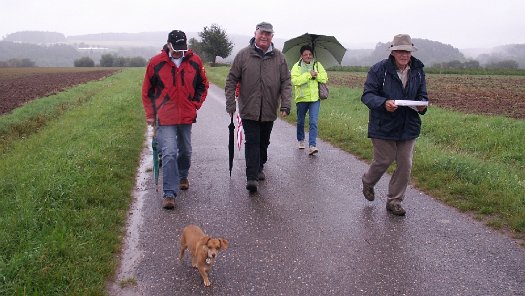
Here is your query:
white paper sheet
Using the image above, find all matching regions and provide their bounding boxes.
[394,100,429,106]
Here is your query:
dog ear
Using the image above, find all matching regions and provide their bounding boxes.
[198,236,211,246]
[219,238,229,250]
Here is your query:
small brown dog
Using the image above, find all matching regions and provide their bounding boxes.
[178,224,229,287]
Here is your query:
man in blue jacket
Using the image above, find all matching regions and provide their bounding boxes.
[361,34,428,216]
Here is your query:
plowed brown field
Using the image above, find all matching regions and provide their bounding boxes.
[1,69,524,119]
[0,68,120,115]
[330,72,525,119]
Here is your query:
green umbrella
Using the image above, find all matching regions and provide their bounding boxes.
[282,33,347,69]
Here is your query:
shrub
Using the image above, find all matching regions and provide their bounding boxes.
[0,58,36,67]
[99,53,114,67]
[74,56,95,67]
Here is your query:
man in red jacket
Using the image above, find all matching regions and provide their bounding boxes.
[142,30,209,209]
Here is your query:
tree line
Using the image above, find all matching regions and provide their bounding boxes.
[0,58,35,67]
[2,28,524,69]
[73,54,147,67]
[76,24,234,67]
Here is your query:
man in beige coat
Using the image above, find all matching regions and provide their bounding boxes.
[225,21,292,193]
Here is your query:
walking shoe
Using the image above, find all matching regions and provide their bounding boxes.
[179,178,189,190]
[308,146,319,155]
[362,180,375,201]
[386,202,406,216]
[298,141,306,149]
[257,170,266,181]
[246,180,258,193]
[162,196,176,210]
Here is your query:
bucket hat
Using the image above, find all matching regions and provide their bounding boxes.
[389,34,417,52]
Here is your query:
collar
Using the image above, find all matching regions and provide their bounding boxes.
[255,43,273,54]
[171,55,183,67]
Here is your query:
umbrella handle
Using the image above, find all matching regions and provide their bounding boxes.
[152,117,159,138]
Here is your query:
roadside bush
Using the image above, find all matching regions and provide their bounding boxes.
[486,59,519,69]
[99,54,146,67]
[127,56,147,67]
[0,58,36,67]
[113,56,127,67]
[99,53,114,67]
[74,56,95,67]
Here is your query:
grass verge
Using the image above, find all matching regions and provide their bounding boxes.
[206,66,525,238]
[0,68,146,295]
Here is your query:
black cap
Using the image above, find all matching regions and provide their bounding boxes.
[167,30,188,51]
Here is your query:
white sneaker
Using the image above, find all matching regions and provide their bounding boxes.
[298,141,306,149]
[308,146,319,155]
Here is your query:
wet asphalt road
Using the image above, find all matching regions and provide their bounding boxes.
[109,84,525,296]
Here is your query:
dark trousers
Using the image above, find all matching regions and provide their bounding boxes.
[242,119,274,181]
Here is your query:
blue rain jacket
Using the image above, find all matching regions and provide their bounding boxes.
[361,55,428,140]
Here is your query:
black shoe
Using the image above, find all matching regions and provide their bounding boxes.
[257,170,265,181]
[246,180,258,192]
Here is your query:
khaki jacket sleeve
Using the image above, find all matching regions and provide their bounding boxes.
[279,56,292,110]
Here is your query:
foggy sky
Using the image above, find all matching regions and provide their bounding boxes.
[1,0,523,49]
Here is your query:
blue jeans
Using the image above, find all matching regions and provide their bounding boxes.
[296,100,320,147]
[157,124,192,198]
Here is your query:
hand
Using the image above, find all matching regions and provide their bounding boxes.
[385,100,398,112]
[310,70,318,79]
[146,118,154,126]
[416,105,427,112]
[280,111,288,118]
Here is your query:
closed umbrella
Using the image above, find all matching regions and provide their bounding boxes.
[282,33,347,69]
[228,114,235,176]
[152,119,160,191]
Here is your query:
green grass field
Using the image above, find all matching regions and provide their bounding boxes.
[0,68,146,295]
[0,66,523,294]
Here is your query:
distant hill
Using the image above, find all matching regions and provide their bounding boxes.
[67,32,168,48]
[361,38,466,67]
[0,41,80,67]
[2,31,524,68]
[3,31,66,44]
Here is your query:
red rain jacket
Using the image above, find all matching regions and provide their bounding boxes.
[142,47,209,125]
